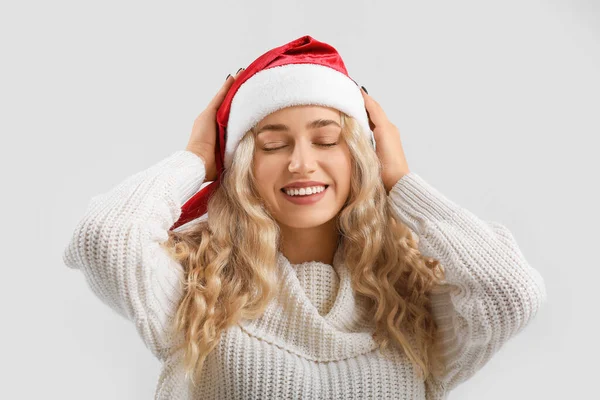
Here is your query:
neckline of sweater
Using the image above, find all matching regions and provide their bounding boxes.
[236,240,379,362]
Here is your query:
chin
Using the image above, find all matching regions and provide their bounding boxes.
[278,214,338,229]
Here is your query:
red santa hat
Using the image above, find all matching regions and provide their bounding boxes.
[170,35,375,231]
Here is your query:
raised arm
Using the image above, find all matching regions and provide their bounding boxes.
[387,172,547,395]
[62,150,206,361]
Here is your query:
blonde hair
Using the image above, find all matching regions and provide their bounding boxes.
[160,111,448,387]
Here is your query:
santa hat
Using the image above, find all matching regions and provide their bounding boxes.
[170,35,375,232]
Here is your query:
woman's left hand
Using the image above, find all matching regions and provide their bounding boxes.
[360,87,410,194]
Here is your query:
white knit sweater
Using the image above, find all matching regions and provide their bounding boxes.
[63,150,547,399]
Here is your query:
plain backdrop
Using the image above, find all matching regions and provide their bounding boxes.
[1,0,598,398]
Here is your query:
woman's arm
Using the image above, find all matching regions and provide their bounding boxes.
[387,172,547,393]
[62,150,206,361]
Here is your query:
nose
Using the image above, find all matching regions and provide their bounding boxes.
[288,140,317,175]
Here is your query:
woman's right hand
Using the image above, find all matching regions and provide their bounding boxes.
[185,68,245,182]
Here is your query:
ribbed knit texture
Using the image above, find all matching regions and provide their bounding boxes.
[63,150,547,399]
[293,261,339,316]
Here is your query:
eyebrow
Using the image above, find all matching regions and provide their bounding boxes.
[256,119,341,135]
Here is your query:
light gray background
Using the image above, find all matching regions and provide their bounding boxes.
[1,0,597,398]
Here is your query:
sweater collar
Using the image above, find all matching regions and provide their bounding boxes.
[237,241,379,362]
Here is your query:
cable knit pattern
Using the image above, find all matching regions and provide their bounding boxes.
[63,150,547,399]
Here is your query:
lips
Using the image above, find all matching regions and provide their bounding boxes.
[281,185,329,205]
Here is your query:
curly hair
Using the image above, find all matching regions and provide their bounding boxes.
[159,110,448,388]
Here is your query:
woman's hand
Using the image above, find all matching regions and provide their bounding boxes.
[185,68,245,182]
[360,87,410,194]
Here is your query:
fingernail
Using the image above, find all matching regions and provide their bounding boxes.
[361,86,368,94]
[225,73,231,81]
[236,67,244,74]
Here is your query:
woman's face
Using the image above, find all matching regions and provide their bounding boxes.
[252,105,352,229]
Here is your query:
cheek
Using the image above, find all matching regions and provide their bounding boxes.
[252,158,276,193]
[328,151,352,182]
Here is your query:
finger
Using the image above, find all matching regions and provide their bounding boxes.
[361,88,380,109]
[208,82,231,109]
[361,87,378,113]
[209,68,246,109]
[366,112,376,131]
[361,88,378,121]
[208,76,236,110]
[360,89,375,129]
[361,89,388,126]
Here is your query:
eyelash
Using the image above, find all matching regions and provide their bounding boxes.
[263,143,338,152]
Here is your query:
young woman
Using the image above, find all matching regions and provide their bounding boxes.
[63,35,547,399]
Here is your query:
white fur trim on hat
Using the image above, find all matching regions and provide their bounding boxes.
[225,63,375,169]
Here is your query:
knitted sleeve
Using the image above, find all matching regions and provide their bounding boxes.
[62,150,206,362]
[387,172,547,394]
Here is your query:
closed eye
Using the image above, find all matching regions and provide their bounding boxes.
[263,143,338,152]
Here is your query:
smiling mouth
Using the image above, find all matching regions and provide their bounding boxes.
[280,185,329,194]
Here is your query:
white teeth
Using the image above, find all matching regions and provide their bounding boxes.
[284,186,326,196]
